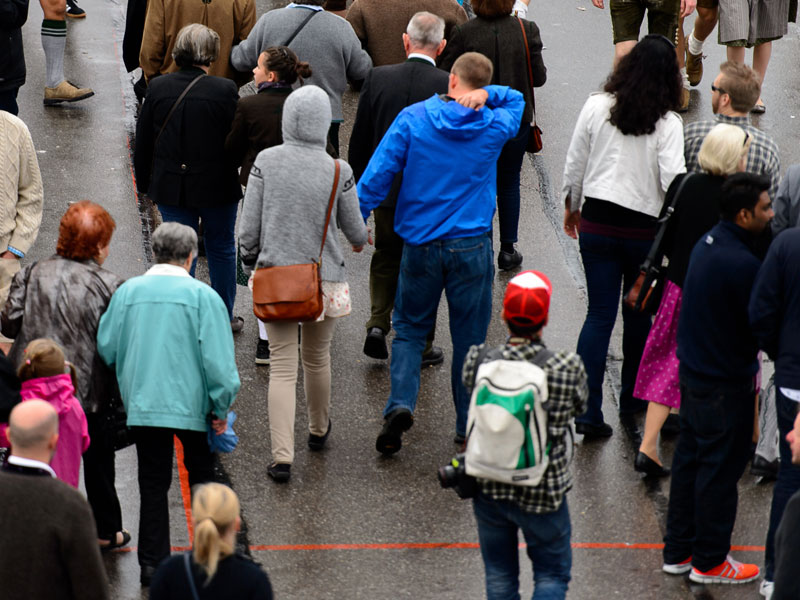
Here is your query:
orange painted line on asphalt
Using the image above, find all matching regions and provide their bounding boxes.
[174,436,194,545]
[112,542,767,553]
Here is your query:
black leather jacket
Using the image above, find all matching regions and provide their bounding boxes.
[1,255,123,413]
[0,0,28,93]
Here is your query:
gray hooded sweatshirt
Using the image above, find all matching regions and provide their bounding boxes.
[239,85,368,283]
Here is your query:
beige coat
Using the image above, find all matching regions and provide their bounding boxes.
[0,111,43,257]
[346,0,467,67]
[139,0,256,83]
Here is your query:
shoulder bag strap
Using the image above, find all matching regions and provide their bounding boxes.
[517,17,537,125]
[531,347,555,368]
[318,160,341,262]
[154,73,205,150]
[284,9,318,47]
[641,173,695,270]
[183,552,201,600]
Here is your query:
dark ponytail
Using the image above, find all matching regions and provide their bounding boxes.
[263,46,313,85]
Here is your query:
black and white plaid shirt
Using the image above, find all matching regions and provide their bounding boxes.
[684,114,781,199]
[462,339,588,514]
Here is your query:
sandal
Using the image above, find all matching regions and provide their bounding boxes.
[99,529,132,552]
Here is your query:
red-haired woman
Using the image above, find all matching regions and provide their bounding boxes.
[1,200,131,552]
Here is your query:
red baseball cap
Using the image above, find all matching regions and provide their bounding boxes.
[503,270,552,331]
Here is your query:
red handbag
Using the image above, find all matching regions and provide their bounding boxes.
[518,17,543,153]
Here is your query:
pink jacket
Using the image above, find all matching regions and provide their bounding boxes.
[0,374,90,488]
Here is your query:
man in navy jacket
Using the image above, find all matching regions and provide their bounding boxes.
[358,51,524,455]
[663,173,772,585]
[749,222,800,596]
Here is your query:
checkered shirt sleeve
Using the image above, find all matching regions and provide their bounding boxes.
[684,116,781,199]
[462,341,588,514]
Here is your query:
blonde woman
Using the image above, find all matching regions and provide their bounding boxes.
[148,483,272,599]
[633,123,751,477]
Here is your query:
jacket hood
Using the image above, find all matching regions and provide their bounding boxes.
[422,94,497,141]
[282,85,332,147]
[20,374,77,416]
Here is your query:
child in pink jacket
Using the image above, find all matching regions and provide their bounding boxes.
[2,339,90,487]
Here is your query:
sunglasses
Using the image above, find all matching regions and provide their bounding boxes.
[711,84,728,95]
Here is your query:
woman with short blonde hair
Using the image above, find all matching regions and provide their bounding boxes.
[148,483,273,598]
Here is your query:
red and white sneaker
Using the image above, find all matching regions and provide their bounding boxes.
[662,557,692,575]
[689,556,760,584]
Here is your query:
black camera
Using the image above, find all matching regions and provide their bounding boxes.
[437,453,478,499]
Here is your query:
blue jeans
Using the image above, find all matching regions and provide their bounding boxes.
[765,389,800,580]
[496,123,530,245]
[473,493,572,600]
[383,234,493,435]
[663,382,755,571]
[575,232,651,425]
[157,202,238,320]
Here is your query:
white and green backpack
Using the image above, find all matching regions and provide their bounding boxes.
[465,347,553,487]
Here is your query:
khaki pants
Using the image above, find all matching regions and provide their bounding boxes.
[265,317,337,464]
[0,257,20,343]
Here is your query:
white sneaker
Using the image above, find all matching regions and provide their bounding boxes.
[760,579,774,599]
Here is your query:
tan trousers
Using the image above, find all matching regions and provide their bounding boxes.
[265,317,337,464]
[0,258,20,344]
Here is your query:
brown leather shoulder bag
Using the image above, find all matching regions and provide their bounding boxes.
[252,160,340,322]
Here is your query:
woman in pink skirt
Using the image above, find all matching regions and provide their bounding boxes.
[634,123,751,477]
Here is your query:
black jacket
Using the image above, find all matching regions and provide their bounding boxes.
[439,15,546,124]
[0,0,28,92]
[348,58,449,207]
[134,67,242,208]
[677,220,762,388]
[749,228,800,389]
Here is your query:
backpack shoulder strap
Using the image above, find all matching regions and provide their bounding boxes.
[530,347,554,369]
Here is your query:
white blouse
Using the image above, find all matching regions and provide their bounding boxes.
[562,92,686,218]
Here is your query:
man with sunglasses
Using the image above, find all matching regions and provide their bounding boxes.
[683,61,780,201]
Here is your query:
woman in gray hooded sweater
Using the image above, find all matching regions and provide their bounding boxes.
[239,85,369,483]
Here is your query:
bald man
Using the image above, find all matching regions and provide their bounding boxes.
[0,401,109,600]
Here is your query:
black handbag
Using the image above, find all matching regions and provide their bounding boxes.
[101,395,134,452]
[624,173,695,314]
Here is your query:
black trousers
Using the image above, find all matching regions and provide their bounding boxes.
[83,413,123,540]
[663,382,755,571]
[133,426,214,568]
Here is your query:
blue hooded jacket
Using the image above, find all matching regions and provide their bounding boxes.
[357,85,524,246]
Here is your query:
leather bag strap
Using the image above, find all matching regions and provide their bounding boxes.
[517,17,537,125]
[154,73,205,150]
[284,9,318,47]
[318,160,341,262]
[641,173,695,271]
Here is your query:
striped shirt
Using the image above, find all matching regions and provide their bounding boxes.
[462,340,588,514]
[684,114,781,199]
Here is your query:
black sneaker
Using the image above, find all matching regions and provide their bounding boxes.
[498,248,523,271]
[65,0,86,18]
[308,420,332,451]
[751,454,779,480]
[255,339,270,365]
[267,462,291,483]
[575,421,613,438]
[376,408,413,455]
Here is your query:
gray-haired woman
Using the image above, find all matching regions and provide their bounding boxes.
[239,85,369,483]
[134,24,243,332]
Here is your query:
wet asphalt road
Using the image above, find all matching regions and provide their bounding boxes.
[12,0,800,597]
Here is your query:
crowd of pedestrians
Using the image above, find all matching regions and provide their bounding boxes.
[3,0,800,598]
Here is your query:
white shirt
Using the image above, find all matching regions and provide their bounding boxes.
[562,92,686,218]
[512,0,528,18]
[7,455,57,478]
[407,53,436,66]
[145,263,191,277]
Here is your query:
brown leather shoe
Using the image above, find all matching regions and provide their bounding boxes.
[686,50,703,87]
[44,80,94,105]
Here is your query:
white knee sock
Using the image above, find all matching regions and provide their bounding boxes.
[42,19,66,88]
[258,319,268,341]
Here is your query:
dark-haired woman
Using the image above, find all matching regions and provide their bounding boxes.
[562,34,686,438]
[439,0,546,271]
[226,45,312,365]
